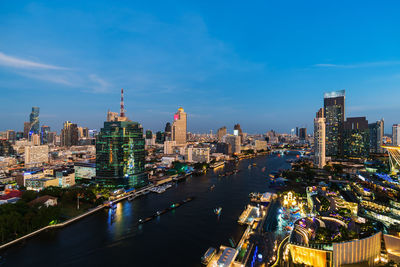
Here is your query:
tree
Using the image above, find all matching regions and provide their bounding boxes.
[21,190,38,202]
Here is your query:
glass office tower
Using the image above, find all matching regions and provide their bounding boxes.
[324,90,345,157]
[96,120,148,189]
[29,107,40,135]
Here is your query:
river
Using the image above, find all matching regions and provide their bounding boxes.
[1,153,295,267]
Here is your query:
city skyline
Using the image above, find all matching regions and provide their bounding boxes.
[1,1,400,133]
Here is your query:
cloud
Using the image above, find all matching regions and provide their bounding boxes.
[88,74,112,93]
[314,61,400,68]
[0,51,67,70]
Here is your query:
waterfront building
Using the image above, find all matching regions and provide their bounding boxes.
[24,145,49,167]
[314,108,326,168]
[254,140,267,151]
[74,162,96,183]
[224,135,241,154]
[216,142,231,155]
[29,106,40,136]
[368,119,384,153]
[393,124,400,146]
[96,90,148,189]
[187,147,210,163]
[172,108,187,145]
[234,124,244,144]
[324,90,345,157]
[343,117,370,158]
[40,125,50,144]
[299,127,307,140]
[217,126,227,142]
[61,121,79,147]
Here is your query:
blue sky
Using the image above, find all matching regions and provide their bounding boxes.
[1,1,400,134]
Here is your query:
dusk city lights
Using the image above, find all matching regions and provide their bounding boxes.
[1,1,400,267]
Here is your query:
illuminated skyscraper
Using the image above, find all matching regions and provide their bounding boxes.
[95,89,148,189]
[314,108,326,168]
[343,117,369,158]
[172,107,187,145]
[324,90,345,157]
[29,107,40,136]
[369,119,384,153]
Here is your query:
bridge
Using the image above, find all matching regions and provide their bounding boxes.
[382,145,400,174]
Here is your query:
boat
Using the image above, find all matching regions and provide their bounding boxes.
[201,247,217,265]
[214,207,222,215]
[248,165,251,169]
[210,185,215,190]
[261,167,266,172]
[252,163,257,166]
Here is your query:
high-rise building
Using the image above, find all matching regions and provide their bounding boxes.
[48,132,57,145]
[155,131,165,144]
[29,107,40,136]
[296,127,299,137]
[324,90,345,157]
[234,124,244,144]
[6,130,16,144]
[23,122,30,139]
[187,147,210,163]
[343,117,370,158]
[24,145,49,167]
[369,119,384,154]
[164,140,176,154]
[393,124,400,146]
[61,121,79,147]
[164,122,172,141]
[172,108,187,145]
[95,89,148,189]
[0,140,15,156]
[31,134,41,146]
[314,108,326,168]
[224,135,241,154]
[82,127,89,138]
[217,126,227,142]
[40,125,50,144]
[299,128,307,140]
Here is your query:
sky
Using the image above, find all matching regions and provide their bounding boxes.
[1,1,400,134]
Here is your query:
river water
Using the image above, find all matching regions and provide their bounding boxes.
[1,154,294,267]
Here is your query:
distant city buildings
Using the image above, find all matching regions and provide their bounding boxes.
[324,90,345,157]
[61,121,78,147]
[224,135,241,154]
[393,124,400,146]
[217,126,227,142]
[314,108,326,168]
[24,145,49,167]
[172,107,187,145]
[299,128,307,140]
[29,107,40,137]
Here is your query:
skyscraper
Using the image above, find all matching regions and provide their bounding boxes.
[40,125,51,144]
[324,90,345,157]
[164,122,172,141]
[61,121,79,147]
[299,128,307,140]
[23,122,30,139]
[393,124,400,146]
[29,107,40,136]
[234,124,244,144]
[368,119,384,154]
[217,126,227,141]
[343,117,370,158]
[172,108,187,145]
[96,89,148,189]
[314,108,326,168]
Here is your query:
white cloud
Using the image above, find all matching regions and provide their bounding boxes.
[0,51,67,70]
[88,74,112,93]
[314,61,400,68]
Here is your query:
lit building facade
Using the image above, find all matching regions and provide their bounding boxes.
[217,126,227,142]
[95,120,148,189]
[61,121,79,147]
[369,119,384,153]
[343,117,370,158]
[324,90,345,157]
[24,145,49,167]
[172,108,187,145]
[314,108,326,168]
